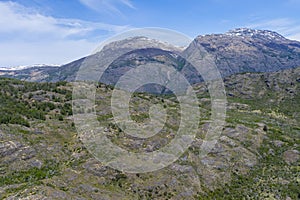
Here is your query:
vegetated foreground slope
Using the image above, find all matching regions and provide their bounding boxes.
[0,67,299,199]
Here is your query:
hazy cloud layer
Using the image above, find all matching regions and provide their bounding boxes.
[0,1,130,67]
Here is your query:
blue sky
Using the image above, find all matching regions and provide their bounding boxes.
[1,0,300,67]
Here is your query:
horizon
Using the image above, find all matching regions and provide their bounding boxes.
[1,0,300,67]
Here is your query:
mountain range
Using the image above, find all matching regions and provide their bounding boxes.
[1,28,300,86]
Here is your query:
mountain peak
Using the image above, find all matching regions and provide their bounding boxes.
[99,36,183,55]
[225,28,286,40]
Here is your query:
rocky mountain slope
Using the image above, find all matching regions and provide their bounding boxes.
[193,28,300,76]
[0,66,299,199]
[1,28,300,86]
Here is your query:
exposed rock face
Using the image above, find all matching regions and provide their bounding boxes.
[189,28,300,77]
[224,66,300,96]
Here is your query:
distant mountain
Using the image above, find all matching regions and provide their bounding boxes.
[1,28,300,85]
[0,64,59,71]
[0,64,60,82]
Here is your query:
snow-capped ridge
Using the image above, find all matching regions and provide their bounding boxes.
[225,28,286,40]
[0,64,60,71]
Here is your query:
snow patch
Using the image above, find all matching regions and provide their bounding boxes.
[225,28,286,41]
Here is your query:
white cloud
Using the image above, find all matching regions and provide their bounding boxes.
[0,40,98,67]
[247,18,300,41]
[0,1,131,67]
[79,0,135,15]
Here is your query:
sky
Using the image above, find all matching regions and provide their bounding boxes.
[1,0,300,67]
